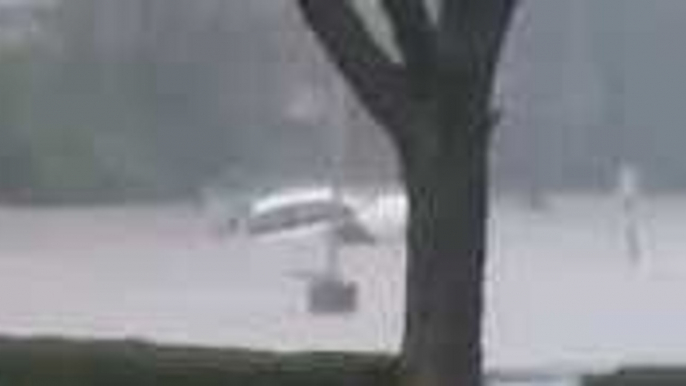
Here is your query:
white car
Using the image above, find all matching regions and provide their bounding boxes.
[246,187,353,234]
[200,186,387,244]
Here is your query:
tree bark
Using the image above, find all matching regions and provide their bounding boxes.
[400,109,491,386]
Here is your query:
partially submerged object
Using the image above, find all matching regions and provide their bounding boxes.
[247,191,353,236]
[201,186,377,245]
[289,268,358,315]
[306,273,358,315]
[200,186,368,315]
[615,163,644,266]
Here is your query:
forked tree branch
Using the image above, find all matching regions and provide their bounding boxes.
[438,0,519,76]
[296,0,413,136]
[380,0,437,98]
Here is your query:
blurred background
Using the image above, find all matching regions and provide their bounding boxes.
[2,0,686,204]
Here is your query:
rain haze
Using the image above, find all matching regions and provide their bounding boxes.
[1,0,686,384]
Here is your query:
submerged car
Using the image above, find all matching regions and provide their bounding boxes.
[246,187,353,235]
[200,186,378,244]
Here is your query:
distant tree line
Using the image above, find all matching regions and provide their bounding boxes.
[2,0,686,204]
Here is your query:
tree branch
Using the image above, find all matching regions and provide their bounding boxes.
[438,0,519,76]
[296,0,412,134]
[379,0,437,97]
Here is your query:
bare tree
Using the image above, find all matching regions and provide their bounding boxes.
[296,1,519,385]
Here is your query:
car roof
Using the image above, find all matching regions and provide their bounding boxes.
[252,187,344,213]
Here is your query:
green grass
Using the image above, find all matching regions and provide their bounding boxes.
[3,336,686,385]
[0,336,398,386]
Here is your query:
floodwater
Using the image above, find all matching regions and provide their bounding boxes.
[1,195,686,373]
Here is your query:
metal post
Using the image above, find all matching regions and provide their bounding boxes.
[323,80,350,279]
[617,163,643,266]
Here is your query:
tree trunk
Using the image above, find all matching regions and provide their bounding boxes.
[401,115,491,386]
[293,2,518,385]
